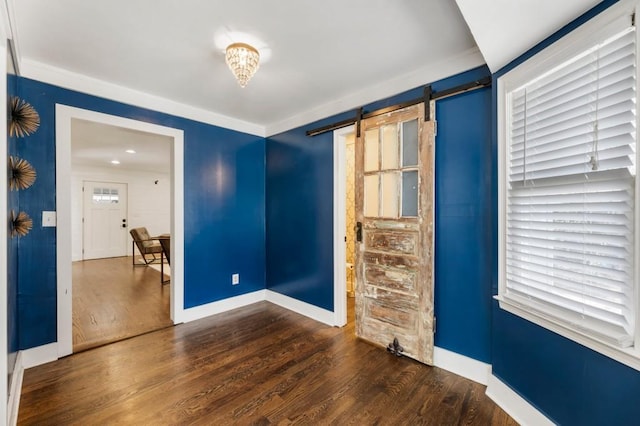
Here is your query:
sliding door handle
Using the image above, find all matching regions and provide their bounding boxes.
[356,221,363,242]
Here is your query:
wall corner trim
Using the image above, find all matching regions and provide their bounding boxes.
[433,347,491,386]
[265,290,335,326]
[178,290,267,323]
[7,351,24,426]
[486,374,554,426]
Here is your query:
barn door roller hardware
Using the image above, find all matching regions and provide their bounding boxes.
[305,76,492,137]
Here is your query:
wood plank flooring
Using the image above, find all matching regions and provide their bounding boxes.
[20,299,516,425]
[72,256,172,352]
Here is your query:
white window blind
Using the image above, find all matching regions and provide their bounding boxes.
[505,26,637,347]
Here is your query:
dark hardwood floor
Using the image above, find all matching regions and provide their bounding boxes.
[20,298,516,425]
[72,256,172,352]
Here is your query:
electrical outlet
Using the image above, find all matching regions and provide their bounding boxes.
[232,273,240,285]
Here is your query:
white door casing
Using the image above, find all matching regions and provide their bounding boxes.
[56,105,185,358]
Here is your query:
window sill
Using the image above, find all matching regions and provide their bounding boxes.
[495,295,640,373]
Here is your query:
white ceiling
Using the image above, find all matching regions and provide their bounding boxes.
[71,119,172,173]
[10,0,483,134]
[9,0,604,170]
[456,0,603,72]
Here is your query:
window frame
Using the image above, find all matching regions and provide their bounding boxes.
[497,0,640,371]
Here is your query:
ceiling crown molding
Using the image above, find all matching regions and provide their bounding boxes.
[19,58,266,137]
[264,47,486,137]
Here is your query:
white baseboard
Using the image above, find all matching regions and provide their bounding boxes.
[433,346,491,386]
[7,351,23,426]
[178,290,267,323]
[265,290,335,326]
[486,374,553,426]
[22,343,58,369]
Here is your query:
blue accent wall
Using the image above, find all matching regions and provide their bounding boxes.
[435,85,492,363]
[265,125,336,310]
[490,1,640,424]
[14,76,266,349]
[266,66,494,362]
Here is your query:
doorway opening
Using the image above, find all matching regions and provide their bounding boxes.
[71,120,174,352]
[56,105,185,357]
[333,125,356,327]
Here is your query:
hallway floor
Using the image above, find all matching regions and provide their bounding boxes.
[72,256,172,352]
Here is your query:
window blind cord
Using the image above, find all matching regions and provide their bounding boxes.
[523,89,528,186]
[589,51,601,172]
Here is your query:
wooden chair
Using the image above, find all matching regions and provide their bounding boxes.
[129,227,163,266]
[159,235,170,284]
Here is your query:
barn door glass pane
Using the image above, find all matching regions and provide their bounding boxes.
[364,174,379,217]
[381,124,399,170]
[364,129,379,172]
[402,119,418,167]
[381,172,399,217]
[402,171,418,217]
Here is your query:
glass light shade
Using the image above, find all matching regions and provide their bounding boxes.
[225,42,260,88]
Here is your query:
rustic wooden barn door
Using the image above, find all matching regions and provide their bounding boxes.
[354,102,435,365]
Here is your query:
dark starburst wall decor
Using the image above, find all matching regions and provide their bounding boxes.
[8,96,40,138]
[11,210,33,238]
[8,156,37,191]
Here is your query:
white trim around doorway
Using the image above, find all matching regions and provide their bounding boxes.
[55,105,185,357]
[332,125,355,327]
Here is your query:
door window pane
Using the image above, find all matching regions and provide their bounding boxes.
[381,172,399,217]
[402,119,419,167]
[402,171,418,217]
[110,189,119,203]
[364,129,379,172]
[364,174,379,217]
[92,187,120,204]
[381,124,399,170]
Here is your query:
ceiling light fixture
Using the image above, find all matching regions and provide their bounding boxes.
[225,42,260,88]
[125,149,136,154]
[111,160,120,165]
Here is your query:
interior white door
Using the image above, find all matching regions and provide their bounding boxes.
[83,181,128,259]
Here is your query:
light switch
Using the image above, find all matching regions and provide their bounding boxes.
[42,211,57,227]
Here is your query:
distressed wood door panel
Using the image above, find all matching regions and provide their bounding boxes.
[355,103,435,365]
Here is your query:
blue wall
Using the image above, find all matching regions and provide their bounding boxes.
[266,66,494,362]
[490,1,640,424]
[265,124,336,310]
[14,76,266,349]
[435,85,492,363]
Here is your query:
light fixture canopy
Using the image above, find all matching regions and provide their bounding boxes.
[225,42,260,88]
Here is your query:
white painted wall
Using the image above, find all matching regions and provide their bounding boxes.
[71,165,170,261]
